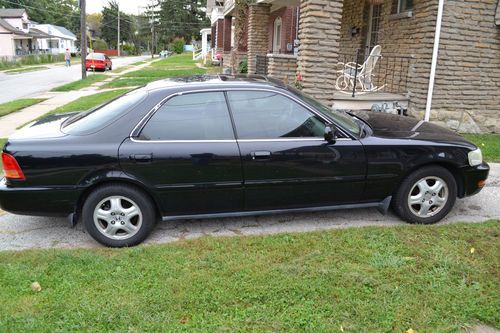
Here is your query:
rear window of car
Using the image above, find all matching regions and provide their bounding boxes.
[61,90,147,135]
[86,53,105,60]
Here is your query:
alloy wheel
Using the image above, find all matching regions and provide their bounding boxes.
[407,176,449,218]
[93,195,143,240]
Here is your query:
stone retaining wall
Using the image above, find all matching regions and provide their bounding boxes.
[267,54,298,84]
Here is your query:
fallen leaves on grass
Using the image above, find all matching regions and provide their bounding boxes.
[30,281,42,292]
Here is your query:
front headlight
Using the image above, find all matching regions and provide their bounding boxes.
[468,148,483,166]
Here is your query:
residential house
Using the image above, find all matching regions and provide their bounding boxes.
[216,0,499,133]
[0,8,76,58]
[34,24,77,54]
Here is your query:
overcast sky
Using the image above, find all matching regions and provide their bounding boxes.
[87,0,146,15]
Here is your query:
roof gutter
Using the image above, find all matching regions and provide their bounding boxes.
[424,0,445,122]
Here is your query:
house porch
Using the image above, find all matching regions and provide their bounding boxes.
[247,0,416,114]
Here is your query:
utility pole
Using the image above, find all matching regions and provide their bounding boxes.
[151,24,154,59]
[80,0,87,79]
[117,2,121,57]
[150,0,155,59]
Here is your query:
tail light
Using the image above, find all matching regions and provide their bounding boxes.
[1,152,25,180]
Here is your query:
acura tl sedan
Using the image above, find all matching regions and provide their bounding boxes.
[0,75,489,247]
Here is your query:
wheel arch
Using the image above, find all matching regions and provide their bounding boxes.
[74,177,162,225]
[397,161,465,198]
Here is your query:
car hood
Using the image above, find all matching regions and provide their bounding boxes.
[351,111,475,147]
[9,112,75,140]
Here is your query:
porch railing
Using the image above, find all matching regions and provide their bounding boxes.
[337,50,413,97]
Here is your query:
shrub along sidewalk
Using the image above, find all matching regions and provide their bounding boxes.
[0,221,498,332]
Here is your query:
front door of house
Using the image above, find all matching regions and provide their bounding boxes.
[365,4,382,54]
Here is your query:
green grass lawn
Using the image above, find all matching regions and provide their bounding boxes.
[50,74,108,92]
[4,66,50,74]
[110,65,132,74]
[0,221,498,332]
[0,98,46,118]
[101,53,206,90]
[17,89,129,129]
[100,77,158,89]
[463,134,500,162]
[47,89,129,115]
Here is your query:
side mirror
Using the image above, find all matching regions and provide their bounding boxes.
[324,124,338,143]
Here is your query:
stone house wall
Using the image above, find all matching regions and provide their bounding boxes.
[432,0,500,132]
[267,54,298,84]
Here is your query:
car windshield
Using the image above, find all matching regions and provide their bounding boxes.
[61,90,147,135]
[289,87,361,136]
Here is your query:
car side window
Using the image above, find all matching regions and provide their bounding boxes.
[140,92,235,141]
[226,91,325,139]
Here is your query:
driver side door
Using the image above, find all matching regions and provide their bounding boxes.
[226,90,366,211]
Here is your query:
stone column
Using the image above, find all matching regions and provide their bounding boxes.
[216,19,224,50]
[222,16,233,71]
[223,16,232,52]
[247,3,271,74]
[297,0,344,105]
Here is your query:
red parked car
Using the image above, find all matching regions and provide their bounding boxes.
[85,53,112,71]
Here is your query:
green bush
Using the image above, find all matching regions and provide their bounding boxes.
[0,57,17,69]
[238,58,248,74]
[122,43,137,55]
[171,38,185,54]
[92,38,108,50]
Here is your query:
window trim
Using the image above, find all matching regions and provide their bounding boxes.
[397,0,413,13]
[130,88,356,143]
[273,17,282,53]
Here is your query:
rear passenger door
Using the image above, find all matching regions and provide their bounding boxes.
[119,91,243,216]
[226,90,366,211]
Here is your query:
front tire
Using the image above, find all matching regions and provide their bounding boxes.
[393,166,457,224]
[82,184,156,247]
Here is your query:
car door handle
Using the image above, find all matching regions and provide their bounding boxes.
[130,154,152,163]
[251,151,272,160]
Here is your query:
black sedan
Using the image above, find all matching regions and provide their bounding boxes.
[0,75,489,247]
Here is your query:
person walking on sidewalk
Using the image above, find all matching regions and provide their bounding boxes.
[65,49,71,67]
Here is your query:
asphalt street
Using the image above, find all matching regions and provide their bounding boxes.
[0,55,150,104]
[1,164,498,251]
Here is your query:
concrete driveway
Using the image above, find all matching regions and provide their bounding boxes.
[0,55,150,104]
[0,164,498,251]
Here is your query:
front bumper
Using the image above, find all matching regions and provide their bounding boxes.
[461,162,489,197]
[0,178,81,216]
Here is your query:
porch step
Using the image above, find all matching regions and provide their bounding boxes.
[332,92,409,112]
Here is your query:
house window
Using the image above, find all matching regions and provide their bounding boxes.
[48,40,59,49]
[273,17,282,53]
[397,0,413,13]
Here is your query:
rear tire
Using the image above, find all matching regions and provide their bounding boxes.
[393,166,457,224]
[82,184,156,247]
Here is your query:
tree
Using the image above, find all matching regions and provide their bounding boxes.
[86,13,102,37]
[156,0,209,46]
[100,0,133,49]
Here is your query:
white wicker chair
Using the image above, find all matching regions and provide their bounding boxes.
[336,45,385,94]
